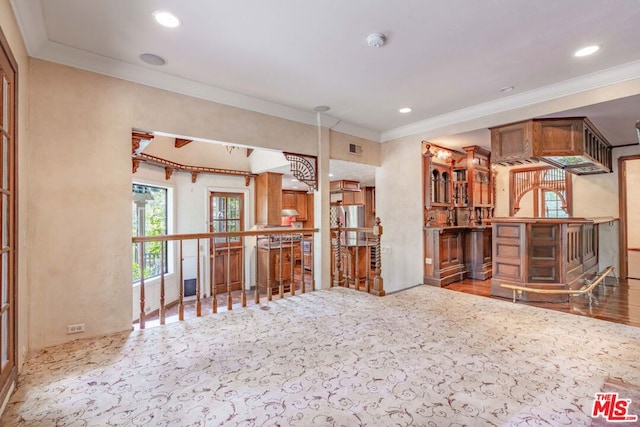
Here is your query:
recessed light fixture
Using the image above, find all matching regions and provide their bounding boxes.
[291,178,298,182]
[292,186,299,189]
[313,105,330,112]
[139,53,167,66]
[499,86,514,93]
[399,107,412,114]
[153,10,181,28]
[329,173,334,177]
[574,45,600,57]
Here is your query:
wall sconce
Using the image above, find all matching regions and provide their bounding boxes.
[435,149,452,160]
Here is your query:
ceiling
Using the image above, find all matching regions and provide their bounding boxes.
[11,0,640,145]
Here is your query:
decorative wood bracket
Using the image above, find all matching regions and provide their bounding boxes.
[284,152,317,190]
[132,130,154,155]
[165,167,174,180]
[132,158,141,173]
[191,172,198,183]
[174,138,192,148]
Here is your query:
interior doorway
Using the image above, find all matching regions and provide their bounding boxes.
[209,192,244,293]
[620,155,640,279]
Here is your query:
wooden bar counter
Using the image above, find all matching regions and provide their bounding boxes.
[489,217,598,302]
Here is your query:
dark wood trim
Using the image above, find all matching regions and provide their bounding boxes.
[174,138,192,148]
[617,154,640,278]
[0,23,19,409]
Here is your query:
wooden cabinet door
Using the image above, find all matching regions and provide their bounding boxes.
[295,192,307,220]
[275,252,292,282]
[213,247,242,293]
[282,191,296,209]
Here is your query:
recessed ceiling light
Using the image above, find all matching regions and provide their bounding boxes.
[313,105,330,112]
[399,107,412,114]
[292,186,299,189]
[499,86,514,93]
[139,53,166,66]
[329,173,334,177]
[291,178,298,182]
[574,45,600,57]
[153,10,181,28]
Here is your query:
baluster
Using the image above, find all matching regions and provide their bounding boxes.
[227,241,233,310]
[354,230,360,291]
[334,219,344,287]
[310,235,316,292]
[279,241,285,298]
[365,235,371,293]
[267,238,273,302]
[301,236,306,294]
[196,239,202,317]
[241,239,247,307]
[179,240,184,320]
[373,217,385,296]
[255,237,262,304]
[160,240,166,325]
[139,241,146,329]
[212,237,218,314]
[290,233,295,296]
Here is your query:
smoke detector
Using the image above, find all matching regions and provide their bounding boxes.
[367,33,386,48]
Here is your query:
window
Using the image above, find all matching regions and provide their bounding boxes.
[542,190,569,218]
[132,183,168,282]
[210,192,243,246]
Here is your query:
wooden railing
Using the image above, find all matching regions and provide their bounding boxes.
[132,228,317,329]
[330,217,385,296]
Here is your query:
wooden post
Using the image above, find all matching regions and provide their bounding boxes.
[179,240,184,320]
[138,241,146,329]
[241,240,247,308]
[160,240,166,325]
[212,238,218,314]
[196,239,202,317]
[227,244,233,310]
[372,217,385,296]
[290,233,295,296]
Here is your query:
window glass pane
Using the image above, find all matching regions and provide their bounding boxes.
[1,253,6,306]
[2,135,7,189]
[1,311,7,366]
[213,197,226,219]
[2,76,7,131]
[1,194,7,247]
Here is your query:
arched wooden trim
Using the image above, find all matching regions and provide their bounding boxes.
[510,166,572,216]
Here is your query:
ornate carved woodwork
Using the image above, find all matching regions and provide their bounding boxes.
[132,158,141,173]
[284,152,317,190]
[509,166,572,216]
[165,167,173,180]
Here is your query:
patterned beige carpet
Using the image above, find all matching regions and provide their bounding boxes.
[2,286,639,426]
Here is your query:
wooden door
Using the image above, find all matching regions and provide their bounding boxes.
[622,157,640,278]
[210,192,244,293]
[0,28,17,405]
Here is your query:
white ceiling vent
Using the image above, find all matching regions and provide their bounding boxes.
[348,143,363,156]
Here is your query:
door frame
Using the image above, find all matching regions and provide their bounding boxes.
[618,154,640,278]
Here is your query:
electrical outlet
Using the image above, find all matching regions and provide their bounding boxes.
[67,323,85,334]
[425,257,433,265]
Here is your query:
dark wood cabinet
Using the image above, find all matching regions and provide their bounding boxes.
[423,227,466,286]
[257,245,295,293]
[490,218,599,302]
[282,190,308,221]
[255,172,283,225]
[490,117,612,174]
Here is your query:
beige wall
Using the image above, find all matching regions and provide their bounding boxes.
[26,59,381,351]
[1,0,30,367]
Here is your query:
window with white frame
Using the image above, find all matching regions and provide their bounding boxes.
[132,183,169,283]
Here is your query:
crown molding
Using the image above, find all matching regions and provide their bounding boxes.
[10,0,47,56]
[381,60,640,142]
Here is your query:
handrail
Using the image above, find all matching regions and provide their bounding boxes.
[133,228,319,243]
[501,266,614,302]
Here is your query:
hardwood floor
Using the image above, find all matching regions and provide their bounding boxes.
[444,276,640,328]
